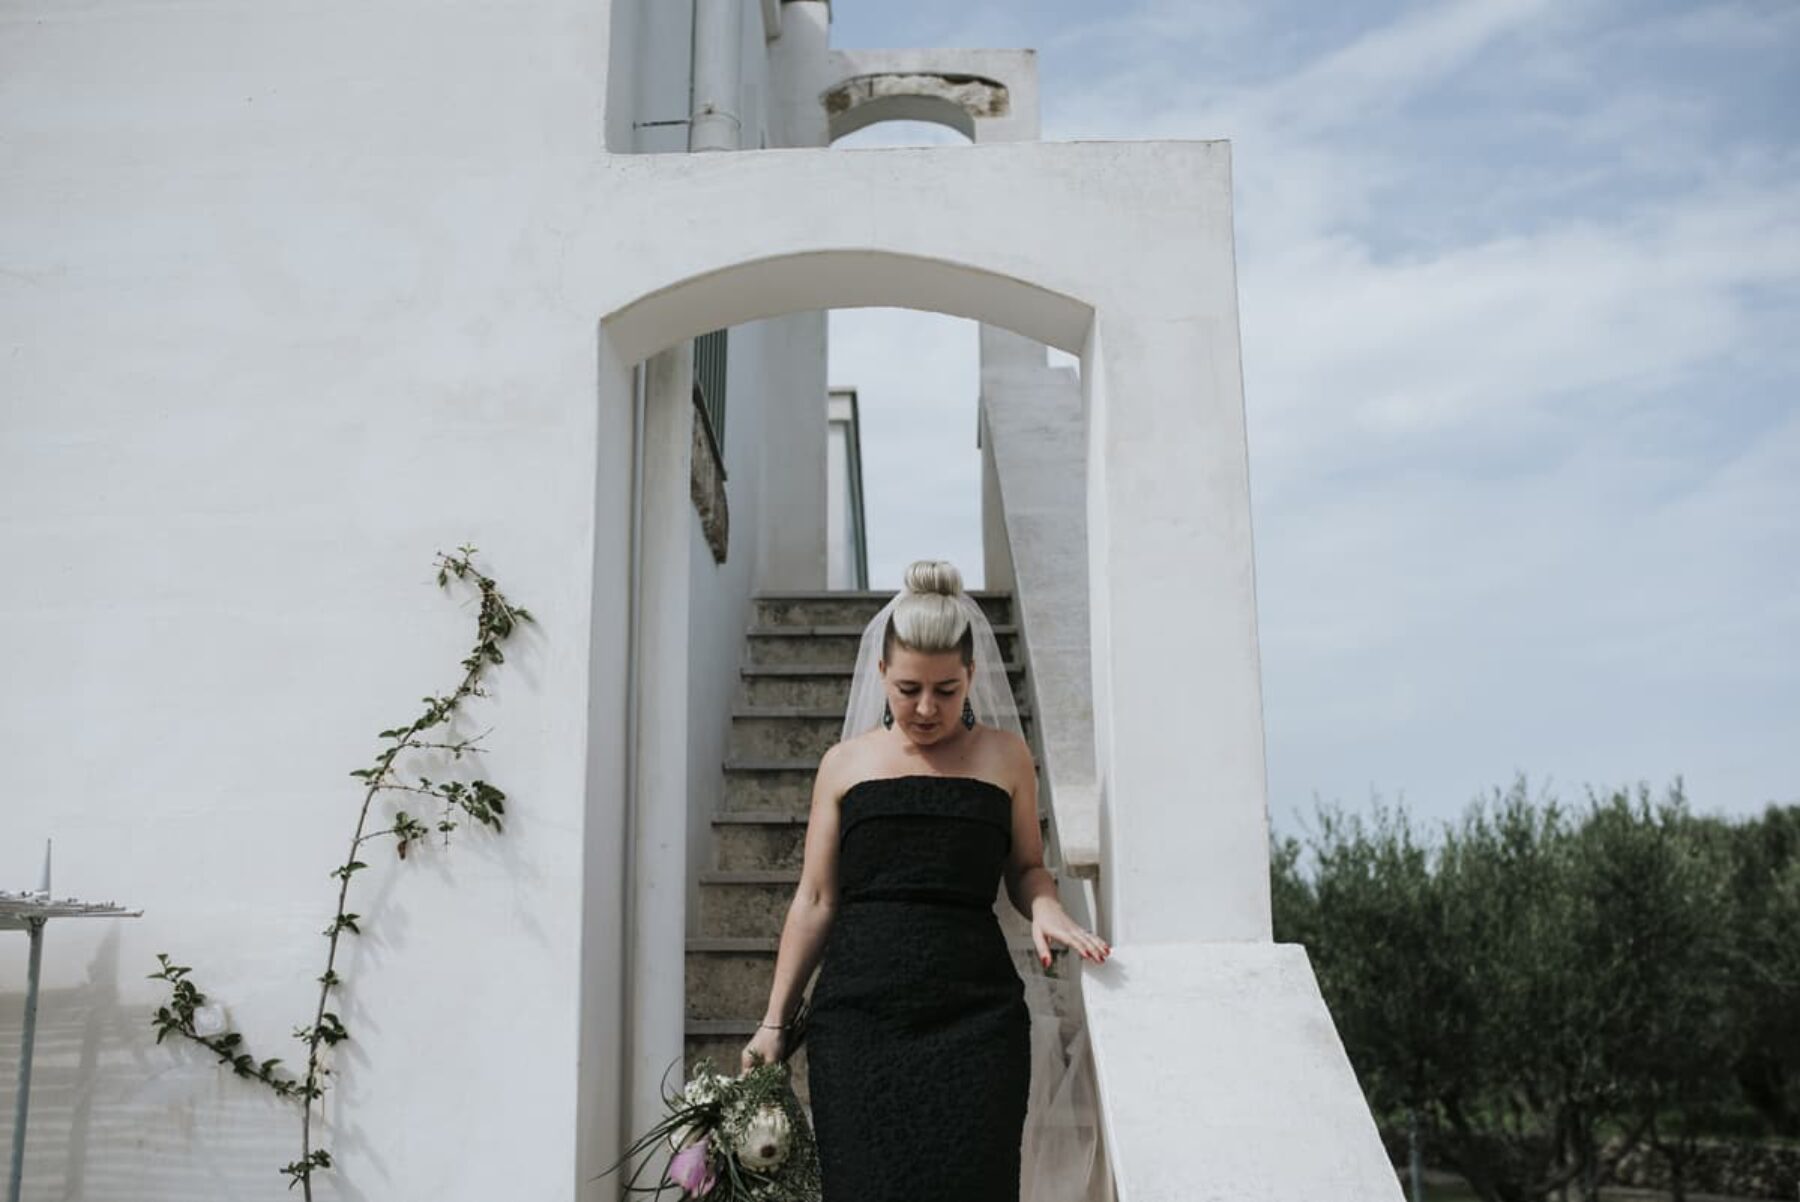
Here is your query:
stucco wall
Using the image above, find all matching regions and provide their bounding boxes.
[0,2,628,1195]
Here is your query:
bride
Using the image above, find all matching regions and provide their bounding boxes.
[741,558,1109,1202]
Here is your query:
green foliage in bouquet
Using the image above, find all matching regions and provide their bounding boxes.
[594,1055,822,1200]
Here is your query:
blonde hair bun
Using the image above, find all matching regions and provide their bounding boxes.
[885,559,973,663]
[901,559,964,598]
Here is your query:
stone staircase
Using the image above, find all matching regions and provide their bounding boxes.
[683,589,1056,1105]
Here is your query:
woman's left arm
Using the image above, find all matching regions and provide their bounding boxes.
[1002,734,1111,965]
[1002,742,1059,921]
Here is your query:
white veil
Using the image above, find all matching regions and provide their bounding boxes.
[837,585,1106,1202]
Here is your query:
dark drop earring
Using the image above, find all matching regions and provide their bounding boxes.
[881,699,894,730]
[961,697,976,729]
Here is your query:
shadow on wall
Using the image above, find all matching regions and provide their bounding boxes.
[1,925,294,1201]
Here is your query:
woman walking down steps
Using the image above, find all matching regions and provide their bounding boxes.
[739,559,1111,1202]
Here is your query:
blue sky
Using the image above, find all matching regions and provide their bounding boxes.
[822,0,1799,835]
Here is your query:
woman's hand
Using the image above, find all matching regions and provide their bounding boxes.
[740,1024,785,1076]
[1030,901,1111,967]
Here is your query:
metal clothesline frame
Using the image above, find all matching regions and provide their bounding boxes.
[3,841,141,1202]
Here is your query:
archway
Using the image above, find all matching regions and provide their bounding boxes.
[825,73,1007,144]
[572,139,1273,1200]
[588,247,1102,1189]
[602,249,1092,364]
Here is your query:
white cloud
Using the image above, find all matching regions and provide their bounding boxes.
[829,1,1800,822]
[1244,177,1800,478]
[1239,0,1562,135]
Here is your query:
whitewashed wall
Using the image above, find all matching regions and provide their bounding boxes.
[0,0,818,1198]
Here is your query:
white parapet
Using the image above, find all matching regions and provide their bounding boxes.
[1082,942,1404,1202]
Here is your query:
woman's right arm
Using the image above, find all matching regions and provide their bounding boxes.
[744,743,846,1068]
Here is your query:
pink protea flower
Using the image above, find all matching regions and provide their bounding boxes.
[669,1141,718,1197]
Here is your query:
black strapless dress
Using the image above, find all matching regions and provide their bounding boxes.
[805,774,1031,1202]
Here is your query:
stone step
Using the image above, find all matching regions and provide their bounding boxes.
[752,589,1013,630]
[713,808,1050,871]
[727,705,1036,761]
[686,941,819,1022]
[739,660,1027,709]
[696,869,800,938]
[713,811,810,870]
[721,761,818,815]
[742,624,1020,668]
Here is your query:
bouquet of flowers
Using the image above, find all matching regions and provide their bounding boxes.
[593,1052,822,1200]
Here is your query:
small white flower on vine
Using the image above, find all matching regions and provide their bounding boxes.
[192,1003,228,1037]
[682,1071,724,1107]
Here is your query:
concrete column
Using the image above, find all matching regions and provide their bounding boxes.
[690,0,744,152]
[754,312,828,591]
[769,1,831,149]
[628,346,695,1139]
[762,2,833,592]
[632,1,696,154]
[1083,309,1274,945]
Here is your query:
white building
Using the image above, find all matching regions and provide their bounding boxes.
[1,2,1401,1198]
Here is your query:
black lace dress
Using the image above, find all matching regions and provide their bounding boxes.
[805,774,1031,1202]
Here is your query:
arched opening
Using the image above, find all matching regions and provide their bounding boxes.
[583,247,1102,1192]
[603,249,1092,363]
[823,72,1009,144]
[603,249,1089,598]
[602,248,1086,591]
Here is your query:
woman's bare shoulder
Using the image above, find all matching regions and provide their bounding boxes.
[818,730,879,789]
[825,728,884,763]
[980,723,1031,762]
[983,725,1034,792]
[992,724,1030,755]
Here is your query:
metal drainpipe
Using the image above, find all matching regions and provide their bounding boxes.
[619,360,646,1163]
[689,0,743,153]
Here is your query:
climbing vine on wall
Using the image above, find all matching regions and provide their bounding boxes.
[148,544,536,1196]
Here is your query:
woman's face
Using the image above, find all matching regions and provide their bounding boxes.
[880,645,971,746]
